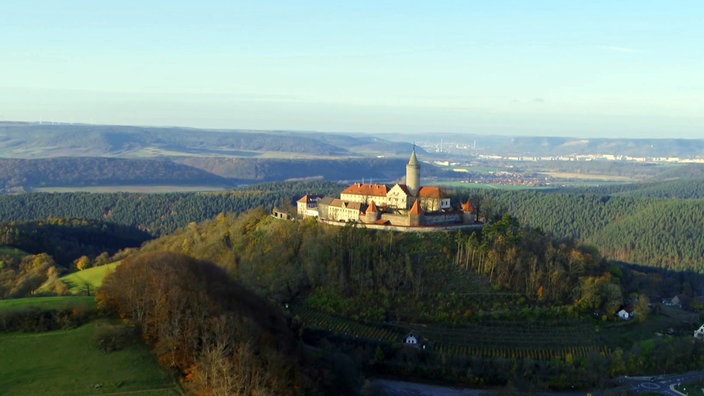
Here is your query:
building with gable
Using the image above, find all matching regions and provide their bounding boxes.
[292,148,478,229]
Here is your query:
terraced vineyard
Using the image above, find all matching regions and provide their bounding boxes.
[294,306,406,343]
[407,320,609,360]
[294,305,609,361]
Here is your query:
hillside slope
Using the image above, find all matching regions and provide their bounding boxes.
[0,122,348,158]
[0,157,231,190]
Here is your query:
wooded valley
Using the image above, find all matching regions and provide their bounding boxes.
[1,180,702,271]
[2,178,704,394]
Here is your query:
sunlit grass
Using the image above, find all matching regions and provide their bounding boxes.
[0,296,95,312]
[0,321,179,395]
[60,262,121,295]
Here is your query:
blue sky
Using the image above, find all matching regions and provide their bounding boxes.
[1,1,702,138]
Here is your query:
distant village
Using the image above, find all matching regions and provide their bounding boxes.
[277,149,480,231]
[418,140,704,164]
[475,153,704,164]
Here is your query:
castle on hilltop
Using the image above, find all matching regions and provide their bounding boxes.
[294,148,477,229]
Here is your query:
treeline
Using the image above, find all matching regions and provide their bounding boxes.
[3,179,704,272]
[0,219,150,266]
[97,252,337,395]
[0,302,93,332]
[452,189,704,271]
[0,181,343,236]
[455,215,614,309]
[561,177,704,199]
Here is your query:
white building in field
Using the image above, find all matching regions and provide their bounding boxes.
[694,324,704,339]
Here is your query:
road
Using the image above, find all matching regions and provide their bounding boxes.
[368,371,704,395]
[617,371,704,395]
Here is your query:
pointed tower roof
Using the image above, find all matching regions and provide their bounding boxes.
[408,145,419,166]
[367,200,378,213]
[409,198,422,215]
[461,199,474,213]
[406,146,421,197]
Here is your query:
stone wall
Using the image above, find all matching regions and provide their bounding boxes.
[318,219,483,233]
[423,213,462,225]
[380,213,411,227]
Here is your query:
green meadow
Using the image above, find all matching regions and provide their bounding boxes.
[60,262,120,295]
[0,296,95,312]
[437,181,548,190]
[0,320,180,395]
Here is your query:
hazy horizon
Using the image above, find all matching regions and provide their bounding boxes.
[1,1,702,139]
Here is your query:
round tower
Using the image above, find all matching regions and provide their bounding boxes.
[406,146,420,196]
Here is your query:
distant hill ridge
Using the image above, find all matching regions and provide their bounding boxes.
[0,122,349,157]
[0,156,455,192]
[2,121,703,192]
[4,121,704,159]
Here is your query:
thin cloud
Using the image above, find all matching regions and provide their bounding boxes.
[599,45,642,54]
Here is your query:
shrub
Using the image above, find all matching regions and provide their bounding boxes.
[92,322,136,352]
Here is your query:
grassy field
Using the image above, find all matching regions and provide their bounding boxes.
[60,262,120,295]
[0,296,95,312]
[0,320,180,395]
[601,305,700,349]
[437,181,548,190]
[540,171,635,182]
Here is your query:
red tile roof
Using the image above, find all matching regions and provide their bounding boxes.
[409,199,422,215]
[417,186,444,198]
[461,200,474,212]
[341,183,389,197]
[367,200,378,213]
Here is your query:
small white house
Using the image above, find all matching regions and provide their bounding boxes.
[617,309,631,320]
[662,296,682,307]
[404,333,419,346]
[694,324,704,339]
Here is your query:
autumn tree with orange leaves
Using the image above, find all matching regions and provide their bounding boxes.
[97,251,319,395]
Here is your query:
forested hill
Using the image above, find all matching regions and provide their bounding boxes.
[459,189,704,272]
[0,157,451,192]
[560,171,704,199]
[175,157,451,181]
[0,158,231,190]
[0,181,344,236]
[1,179,703,272]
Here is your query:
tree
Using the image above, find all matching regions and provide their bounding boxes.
[97,251,316,395]
[633,294,649,323]
[75,255,91,271]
